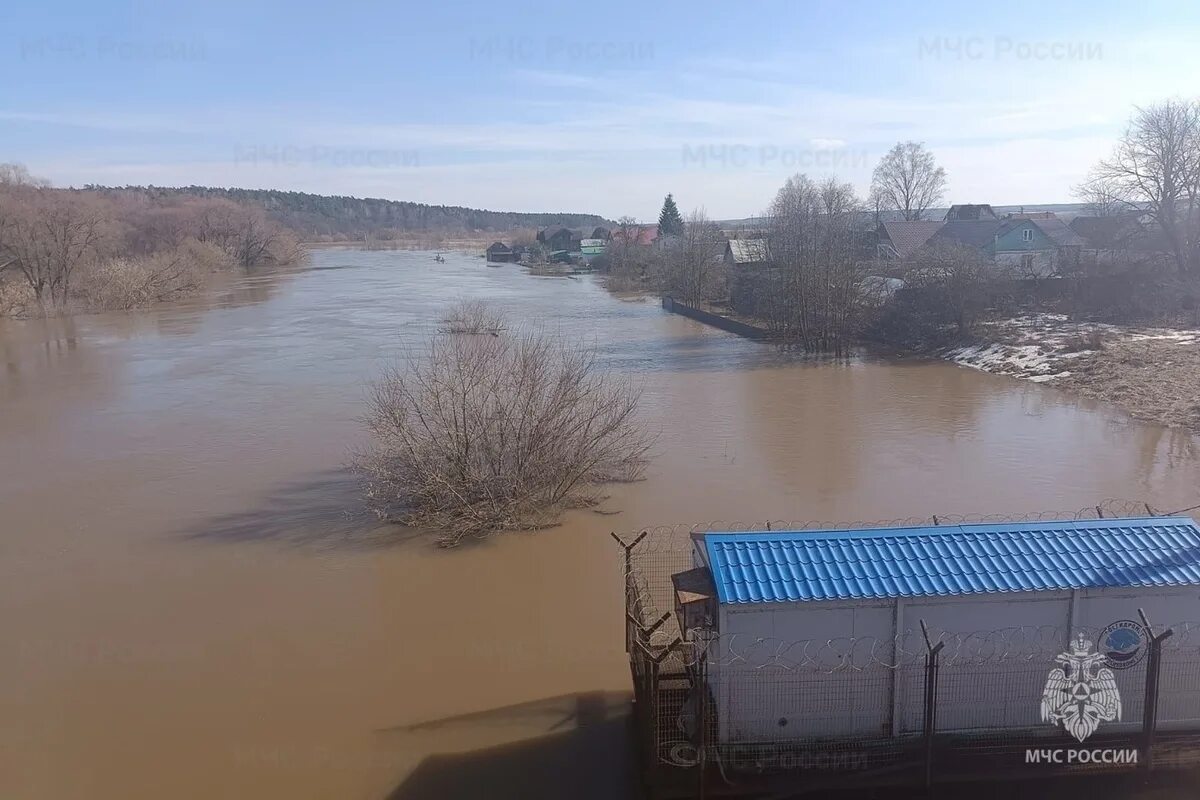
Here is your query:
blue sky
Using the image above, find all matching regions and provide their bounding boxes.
[2,0,1199,220]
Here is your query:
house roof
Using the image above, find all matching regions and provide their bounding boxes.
[726,238,769,264]
[612,225,659,245]
[1028,217,1085,247]
[995,217,1085,248]
[930,220,1004,250]
[879,221,944,259]
[1069,213,1152,249]
[486,241,511,251]
[945,204,998,221]
[702,517,1200,604]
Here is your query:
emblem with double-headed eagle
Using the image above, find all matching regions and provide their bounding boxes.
[1040,633,1122,742]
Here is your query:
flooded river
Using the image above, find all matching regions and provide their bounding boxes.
[3,249,1200,799]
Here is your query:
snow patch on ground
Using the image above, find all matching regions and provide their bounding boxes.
[943,315,1200,383]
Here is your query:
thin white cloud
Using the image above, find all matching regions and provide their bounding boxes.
[9,25,1200,218]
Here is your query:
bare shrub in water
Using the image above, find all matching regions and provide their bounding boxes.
[440,299,506,335]
[356,310,651,545]
[79,240,232,310]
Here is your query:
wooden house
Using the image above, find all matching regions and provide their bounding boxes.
[485,242,516,263]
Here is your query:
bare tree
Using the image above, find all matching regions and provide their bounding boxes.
[0,187,111,310]
[606,216,662,293]
[870,141,948,221]
[1084,99,1200,274]
[763,174,869,351]
[610,215,643,274]
[193,198,296,267]
[0,183,306,317]
[81,251,203,310]
[354,309,652,545]
[1073,175,1130,217]
[0,162,51,188]
[440,298,505,334]
[906,240,1006,333]
[867,185,887,228]
[663,208,724,306]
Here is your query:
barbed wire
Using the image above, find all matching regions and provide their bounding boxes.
[619,498,1171,555]
[652,623,1200,673]
[616,498,1200,670]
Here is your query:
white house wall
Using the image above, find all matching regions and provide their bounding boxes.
[995,249,1057,277]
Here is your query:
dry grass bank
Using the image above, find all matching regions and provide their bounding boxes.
[941,314,1200,432]
[1056,339,1200,432]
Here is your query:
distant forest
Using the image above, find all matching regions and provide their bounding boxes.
[81,185,612,242]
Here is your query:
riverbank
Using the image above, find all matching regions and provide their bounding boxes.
[943,314,1200,431]
[660,293,1200,433]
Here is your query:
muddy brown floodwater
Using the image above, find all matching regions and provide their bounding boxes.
[4,249,1200,799]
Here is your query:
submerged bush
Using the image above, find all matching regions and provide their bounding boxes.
[355,308,651,545]
[79,239,230,310]
[440,299,506,334]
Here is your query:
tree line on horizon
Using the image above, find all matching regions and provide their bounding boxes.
[80,185,613,242]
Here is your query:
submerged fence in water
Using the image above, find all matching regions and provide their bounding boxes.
[614,500,1200,796]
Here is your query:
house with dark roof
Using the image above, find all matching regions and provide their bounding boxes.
[929,219,1006,250]
[484,241,516,262]
[876,220,944,260]
[927,214,1083,277]
[944,204,999,221]
[1069,212,1174,269]
[536,226,581,252]
[995,215,1084,275]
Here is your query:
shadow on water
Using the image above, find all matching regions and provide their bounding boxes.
[379,691,1198,800]
[385,692,641,800]
[176,468,422,551]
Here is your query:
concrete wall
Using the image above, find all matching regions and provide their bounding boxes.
[661,296,768,340]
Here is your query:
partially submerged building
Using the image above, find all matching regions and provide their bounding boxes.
[484,241,516,262]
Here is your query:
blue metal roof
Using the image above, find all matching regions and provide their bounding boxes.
[702,517,1200,604]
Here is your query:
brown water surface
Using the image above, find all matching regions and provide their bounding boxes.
[3,250,1200,799]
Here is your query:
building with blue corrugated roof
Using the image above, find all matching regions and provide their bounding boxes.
[671,517,1200,744]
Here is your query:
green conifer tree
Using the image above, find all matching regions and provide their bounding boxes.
[657,193,684,237]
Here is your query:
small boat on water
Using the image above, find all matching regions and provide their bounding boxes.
[434,253,446,263]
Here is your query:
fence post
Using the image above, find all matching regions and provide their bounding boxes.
[697,636,709,800]
[1137,608,1174,771]
[920,620,945,790]
[611,531,648,654]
